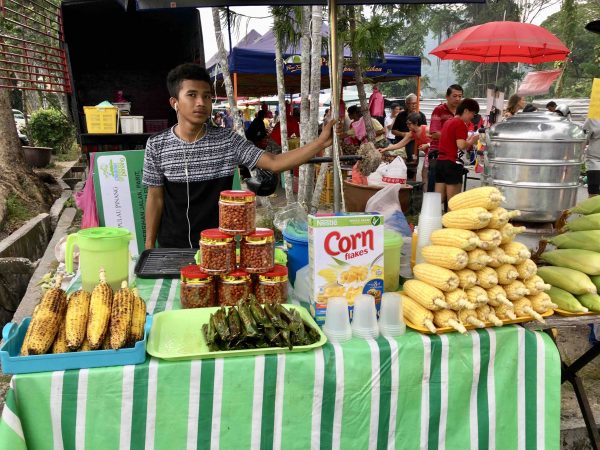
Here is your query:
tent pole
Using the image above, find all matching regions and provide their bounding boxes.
[329,0,341,213]
[416,76,421,111]
[233,72,238,101]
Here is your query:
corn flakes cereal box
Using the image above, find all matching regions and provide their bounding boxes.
[308,213,384,325]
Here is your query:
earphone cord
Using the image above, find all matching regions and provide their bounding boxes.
[183,123,208,249]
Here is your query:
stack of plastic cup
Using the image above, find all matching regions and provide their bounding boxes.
[322,297,352,343]
[415,192,443,264]
[351,294,379,339]
[378,292,406,337]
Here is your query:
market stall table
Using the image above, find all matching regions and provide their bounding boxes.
[0,277,561,449]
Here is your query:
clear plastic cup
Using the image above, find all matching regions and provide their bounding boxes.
[415,217,443,264]
[420,192,443,218]
[378,292,406,337]
[351,294,379,339]
[322,297,352,343]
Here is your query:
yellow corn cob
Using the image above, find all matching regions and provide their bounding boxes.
[493,303,517,320]
[500,242,531,264]
[524,275,551,295]
[51,318,69,354]
[101,331,112,350]
[504,280,530,301]
[421,245,468,270]
[475,267,498,289]
[110,280,134,350]
[466,286,489,306]
[458,308,486,328]
[87,269,113,350]
[413,263,460,292]
[499,224,527,245]
[401,294,437,333]
[528,292,558,314]
[20,304,40,356]
[512,298,545,323]
[455,268,477,289]
[515,259,537,280]
[65,289,91,351]
[486,285,513,308]
[475,229,502,250]
[129,288,147,346]
[430,228,481,251]
[432,309,468,334]
[444,288,472,311]
[448,186,504,211]
[476,305,503,327]
[403,280,449,310]
[467,248,493,271]
[487,207,510,229]
[442,207,492,230]
[496,264,519,285]
[27,276,67,355]
[486,247,517,268]
[78,338,91,352]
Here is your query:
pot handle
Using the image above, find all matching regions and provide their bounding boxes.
[65,233,78,273]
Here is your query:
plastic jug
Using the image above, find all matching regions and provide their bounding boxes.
[383,230,402,292]
[66,227,132,292]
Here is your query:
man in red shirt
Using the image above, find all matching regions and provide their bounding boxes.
[428,84,463,192]
[435,98,481,204]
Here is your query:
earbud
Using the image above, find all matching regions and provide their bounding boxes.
[174,103,179,113]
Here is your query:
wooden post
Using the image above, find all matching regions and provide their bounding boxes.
[233,72,238,101]
[416,76,421,111]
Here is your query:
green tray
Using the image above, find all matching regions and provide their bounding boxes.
[146,304,327,361]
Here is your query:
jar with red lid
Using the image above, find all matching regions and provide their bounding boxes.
[218,269,251,306]
[240,228,275,273]
[255,265,288,304]
[219,190,256,235]
[199,229,236,274]
[180,265,216,308]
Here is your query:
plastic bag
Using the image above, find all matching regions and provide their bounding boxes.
[381,156,407,184]
[245,168,279,196]
[74,153,99,229]
[273,202,307,237]
[365,184,412,236]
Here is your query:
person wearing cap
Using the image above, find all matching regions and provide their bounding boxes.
[143,63,336,249]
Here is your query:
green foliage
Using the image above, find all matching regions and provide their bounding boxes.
[26,108,75,155]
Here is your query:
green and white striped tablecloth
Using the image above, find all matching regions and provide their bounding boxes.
[0,277,561,450]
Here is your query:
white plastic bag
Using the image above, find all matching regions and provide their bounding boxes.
[365,184,412,236]
[382,157,407,184]
[367,171,384,185]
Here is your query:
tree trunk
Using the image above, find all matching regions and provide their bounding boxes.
[212,8,244,136]
[274,16,295,205]
[297,6,312,205]
[0,89,52,226]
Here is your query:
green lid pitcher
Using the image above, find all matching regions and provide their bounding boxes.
[66,227,132,292]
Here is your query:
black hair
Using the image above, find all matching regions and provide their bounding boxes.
[446,84,464,96]
[457,98,480,115]
[390,102,400,109]
[347,105,359,115]
[256,110,265,120]
[407,112,421,124]
[523,104,538,113]
[166,63,211,98]
[546,101,557,108]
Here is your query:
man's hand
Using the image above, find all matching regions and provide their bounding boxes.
[418,143,430,151]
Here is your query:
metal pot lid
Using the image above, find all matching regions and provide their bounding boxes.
[488,113,586,141]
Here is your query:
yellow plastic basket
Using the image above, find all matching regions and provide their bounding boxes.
[84,106,118,134]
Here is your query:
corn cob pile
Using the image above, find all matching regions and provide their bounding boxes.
[537,196,600,313]
[402,187,551,334]
[20,269,147,356]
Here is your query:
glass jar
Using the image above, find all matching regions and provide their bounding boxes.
[219,190,256,235]
[240,228,275,273]
[199,229,236,274]
[218,269,251,306]
[180,264,215,308]
[255,265,288,304]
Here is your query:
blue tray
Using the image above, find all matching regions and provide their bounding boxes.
[0,315,152,374]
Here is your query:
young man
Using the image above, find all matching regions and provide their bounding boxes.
[143,63,335,249]
[428,84,464,192]
[435,98,480,204]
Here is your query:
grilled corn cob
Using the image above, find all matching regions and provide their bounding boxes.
[27,276,67,355]
[467,248,493,271]
[65,289,91,351]
[496,264,519,285]
[110,280,134,350]
[487,207,510,229]
[528,292,558,314]
[486,285,513,308]
[455,268,477,289]
[512,298,545,323]
[458,308,486,328]
[20,305,39,356]
[540,249,600,276]
[401,294,437,333]
[442,207,492,230]
[78,338,91,352]
[87,269,113,350]
[493,303,517,321]
[129,288,146,346]
[430,228,481,251]
[515,259,537,280]
[476,304,503,327]
[524,275,551,295]
[486,247,517,268]
[403,280,449,310]
[504,280,529,301]
[101,331,112,350]
[475,267,498,289]
[448,186,504,211]
[444,288,472,310]
[466,286,489,306]
[475,228,502,250]
[421,245,468,270]
[500,242,531,264]
[51,319,69,354]
[413,263,460,291]
[499,223,527,244]
[432,309,468,334]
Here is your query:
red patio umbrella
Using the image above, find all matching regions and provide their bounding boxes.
[430,21,570,64]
